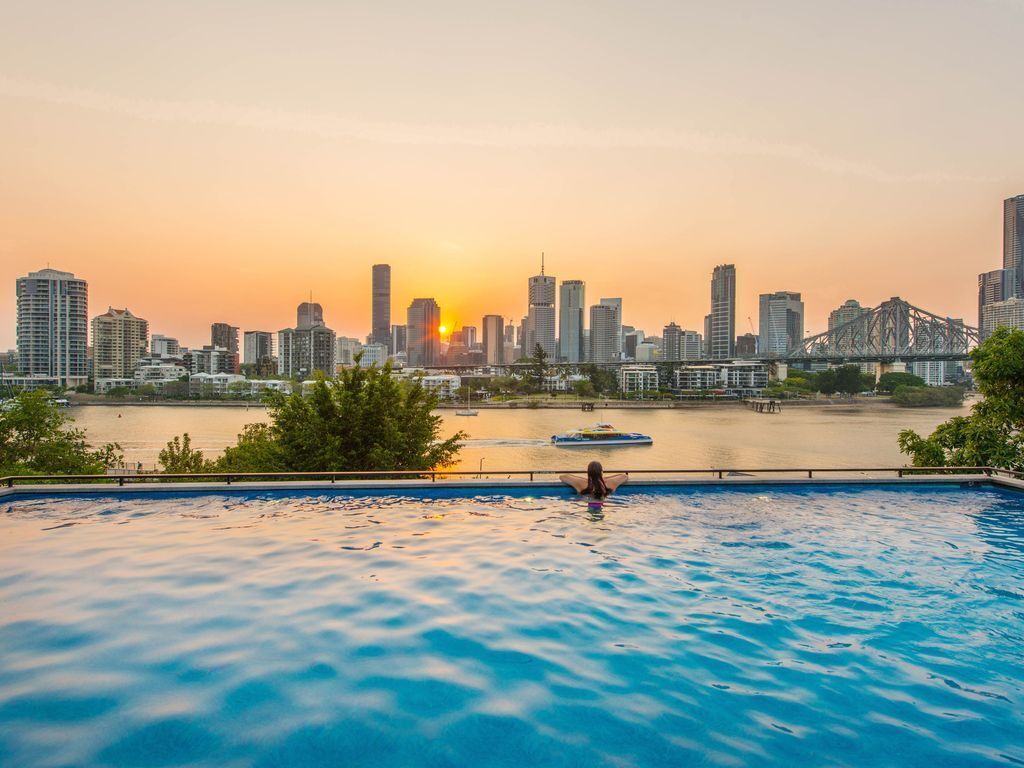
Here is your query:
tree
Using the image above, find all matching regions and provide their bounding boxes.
[158,433,211,473]
[898,327,1024,470]
[165,365,466,474]
[0,391,123,475]
[528,344,549,393]
[135,383,157,397]
[579,364,618,396]
[106,386,131,399]
[834,364,866,397]
[877,372,926,394]
[816,368,837,396]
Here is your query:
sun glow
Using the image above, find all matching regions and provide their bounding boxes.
[438,324,448,335]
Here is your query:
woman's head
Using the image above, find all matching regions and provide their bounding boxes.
[585,461,608,499]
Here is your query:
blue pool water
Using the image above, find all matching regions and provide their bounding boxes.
[1,484,1023,767]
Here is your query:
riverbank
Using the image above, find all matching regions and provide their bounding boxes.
[66,396,930,410]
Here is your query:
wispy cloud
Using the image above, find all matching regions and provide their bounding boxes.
[0,75,994,184]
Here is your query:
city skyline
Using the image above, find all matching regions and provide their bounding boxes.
[2,3,1023,349]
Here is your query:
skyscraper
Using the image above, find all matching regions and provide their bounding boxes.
[15,268,89,388]
[391,324,407,356]
[371,264,392,350]
[243,331,274,367]
[406,298,441,366]
[558,280,585,362]
[978,269,1014,338]
[211,323,240,373]
[599,298,623,360]
[588,304,619,363]
[758,291,804,357]
[91,307,149,390]
[482,315,505,365]
[1005,194,1024,296]
[662,322,682,361]
[709,264,736,359]
[526,258,556,358]
[277,302,335,378]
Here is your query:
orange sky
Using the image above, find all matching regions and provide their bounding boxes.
[1,1,1022,348]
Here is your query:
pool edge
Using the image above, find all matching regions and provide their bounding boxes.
[2,473,1022,500]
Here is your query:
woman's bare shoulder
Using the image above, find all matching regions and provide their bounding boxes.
[605,473,628,492]
[559,474,588,493]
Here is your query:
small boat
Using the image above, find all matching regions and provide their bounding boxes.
[551,423,652,446]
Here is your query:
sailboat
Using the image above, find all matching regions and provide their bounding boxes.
[456,387,479,416]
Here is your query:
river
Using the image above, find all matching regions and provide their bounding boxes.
[69,401,971,472]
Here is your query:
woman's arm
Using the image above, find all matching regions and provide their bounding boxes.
[559,474,588,493]
[604,473,628,492]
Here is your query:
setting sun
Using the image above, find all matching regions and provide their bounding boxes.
[438,325,447,335]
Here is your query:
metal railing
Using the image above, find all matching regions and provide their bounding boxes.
[2,466,1022,488]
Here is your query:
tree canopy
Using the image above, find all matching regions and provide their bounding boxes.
[898,327,1024,470]
[0,391,122,475]
[160,364,465,473]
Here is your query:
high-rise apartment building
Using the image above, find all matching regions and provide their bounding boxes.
[371,264,392,350]
[1005,194,1024,296]
[91,307,149,390]
[588,304,619,363]
[599,298,623,360]
[829,299,868,329]
[243,331,274,367]
[981,296,1024,338]
[978,269,1014,338]
[15,268,89,388]
[681,330,703,360]
[151,334,181,358]
[211,323,240,373]
[526,260,556,358]
[709,265,736,359]
[662,322,682,361]
[407,298,441,366]
[558,280,585,362]
[482,314,505,365]
[758,291,804,357]
[277,302,336,378]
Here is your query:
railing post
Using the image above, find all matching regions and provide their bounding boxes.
[807,470,813,478]
[226,475,232,485]
[530,471,534,482]
[118,476,124,487]
[898,469,903,478]
[717,470,723,479]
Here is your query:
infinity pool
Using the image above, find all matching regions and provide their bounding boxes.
[2,484,1023,767]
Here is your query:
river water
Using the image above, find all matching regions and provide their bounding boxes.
[69,402,971,472]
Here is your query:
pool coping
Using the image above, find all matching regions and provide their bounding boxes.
[2,473,1022,499]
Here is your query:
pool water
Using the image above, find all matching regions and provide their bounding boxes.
[2,485,1023,767]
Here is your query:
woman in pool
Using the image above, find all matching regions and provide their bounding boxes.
[560,461,628,505]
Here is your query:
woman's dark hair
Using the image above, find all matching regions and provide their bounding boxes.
[583,460,608,500]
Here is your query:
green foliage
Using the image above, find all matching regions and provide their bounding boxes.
[135,384,157,397]
[216,424,286,472]
[898,327,1024,470]
[834,365,868,396]
[579,364,618,395]
[158,433,212,473]
[891,385,964,408]
[816,368,837,395]
[174,365,465,473]
[105,386,131,398]
[876,371,926,394]
[0,391,123,475]
[572,379,597,399]
[528,344,549,393]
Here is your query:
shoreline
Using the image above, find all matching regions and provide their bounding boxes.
[65,397,929,411]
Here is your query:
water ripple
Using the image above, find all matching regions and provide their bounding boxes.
[1,485,1023,766]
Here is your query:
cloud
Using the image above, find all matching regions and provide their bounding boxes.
[0,75,995,184]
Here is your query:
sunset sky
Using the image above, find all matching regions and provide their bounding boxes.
[2,1,1022,349]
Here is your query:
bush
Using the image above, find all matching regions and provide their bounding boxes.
[0,391,122,475]
[898,327,1024,470]
[891,385,964,408]
[163,365,466,474]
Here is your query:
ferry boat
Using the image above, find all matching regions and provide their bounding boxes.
[551,423,653,446]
